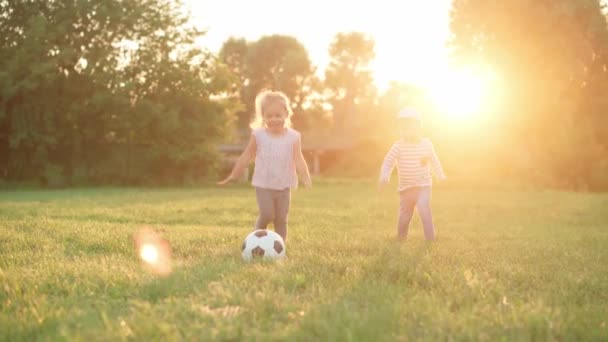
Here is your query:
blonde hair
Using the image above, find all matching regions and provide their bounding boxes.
[250,90,293,129]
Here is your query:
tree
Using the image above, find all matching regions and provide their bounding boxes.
[0,0,236,185]
[450,0,608,189]
[324,32,377,134]
[246,35,313,107]
[219,37,248,132]
[0,0,141,183]
[219,34,315,134]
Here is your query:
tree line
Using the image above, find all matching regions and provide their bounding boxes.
[1,0,607,190]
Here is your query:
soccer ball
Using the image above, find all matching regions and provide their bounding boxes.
[241,229,286,261]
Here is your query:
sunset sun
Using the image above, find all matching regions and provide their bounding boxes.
[426,69,492,121]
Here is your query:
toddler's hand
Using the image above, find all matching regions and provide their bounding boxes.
[217,175,234,185]
[377,180,389,191]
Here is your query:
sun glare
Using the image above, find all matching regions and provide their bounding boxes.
[427,69,490,121]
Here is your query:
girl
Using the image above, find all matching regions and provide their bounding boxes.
[218,90,312,242]
[378,108,446,241]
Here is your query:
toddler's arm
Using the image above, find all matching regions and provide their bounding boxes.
[429,141,446,180]
[218,134,256,185]
[293,135,312,187]
[379,143,398,183]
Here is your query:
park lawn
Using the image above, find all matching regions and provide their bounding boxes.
[1,179,607,340]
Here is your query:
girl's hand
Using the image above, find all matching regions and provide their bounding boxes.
[302,178,312,189]
[217,175,234,185]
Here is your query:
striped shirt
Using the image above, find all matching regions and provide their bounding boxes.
[379,138,445,191]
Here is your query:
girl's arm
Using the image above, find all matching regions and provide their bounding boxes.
[218,134,257,185]
[379,143,398,183]
[293,135,312,188]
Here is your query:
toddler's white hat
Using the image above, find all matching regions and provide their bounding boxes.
[397,108,421,120]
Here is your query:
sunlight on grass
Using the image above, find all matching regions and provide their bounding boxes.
[0,181,607,340]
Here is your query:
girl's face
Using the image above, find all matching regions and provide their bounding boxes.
[263,101,288,132]
[398,118,421,139]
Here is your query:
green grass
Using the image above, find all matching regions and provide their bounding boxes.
[1,179,607,341]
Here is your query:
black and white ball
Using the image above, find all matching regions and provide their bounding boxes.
[241,229,286,261]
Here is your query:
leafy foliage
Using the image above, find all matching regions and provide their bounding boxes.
[0,0,236,185]
[324,32,377,134]
[219,35,316,134]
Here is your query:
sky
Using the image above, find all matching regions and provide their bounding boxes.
[183,0,454,91]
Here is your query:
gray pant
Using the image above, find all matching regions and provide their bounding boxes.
[255,187,291,241]
[398,186,435,240]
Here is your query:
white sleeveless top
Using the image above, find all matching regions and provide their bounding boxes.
[251,128,300,190]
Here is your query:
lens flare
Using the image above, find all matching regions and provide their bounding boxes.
[134,228,172,276]
[139,244,159,264]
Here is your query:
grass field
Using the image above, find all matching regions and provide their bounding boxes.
[1,179,608,340]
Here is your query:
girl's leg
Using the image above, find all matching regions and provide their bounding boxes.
[416,187,435,241]
[255,187,275,230]
[397,188,419,238]
[273,188,291,241]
